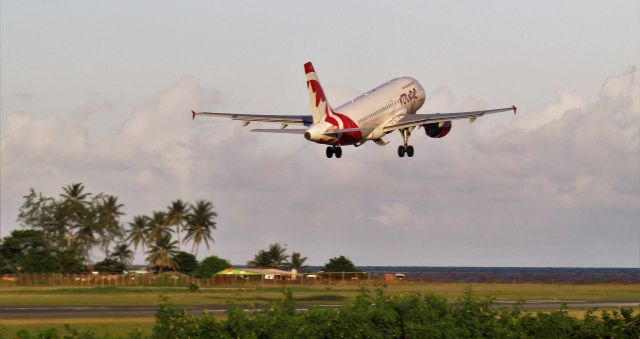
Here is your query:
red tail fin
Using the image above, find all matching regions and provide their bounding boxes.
[305,62,333,124]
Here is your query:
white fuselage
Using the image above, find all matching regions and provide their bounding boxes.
[305,77,426,145]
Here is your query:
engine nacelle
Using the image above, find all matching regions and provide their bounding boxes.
[423,121,452,138]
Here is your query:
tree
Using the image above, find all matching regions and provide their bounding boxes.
[17,189,61,246]
[146,211,172,246]
[167,199,188,249]
[110,243,134,266]
[0,230,60,273]
[250,243,289,269]
[192,255,231,279]
[0,229,83,273]
[57,250,85,273]
[184,200,217,256]
[146,233,179,273]
[59,183,92,251]
[174,251,198,274]
[127,215,149,252]
[93,258,126,274]
[322,255,359,272]
[287,252,308,272]
[95,195,124,255]
[18,184,124,267]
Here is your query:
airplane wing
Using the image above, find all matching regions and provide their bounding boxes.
[250,128,307,134]
[192,111,313,126]
[382,105,516,132]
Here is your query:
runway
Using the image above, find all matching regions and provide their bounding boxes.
[1,301,638,319]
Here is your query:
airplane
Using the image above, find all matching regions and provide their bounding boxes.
[192,62,516,158]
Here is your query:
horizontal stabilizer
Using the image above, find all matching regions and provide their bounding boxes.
[323,127,365,137]
[250,129,307,134]
[192,111,313,126]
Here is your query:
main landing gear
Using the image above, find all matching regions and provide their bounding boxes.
[326,145,342,158]
[398,129,414,158]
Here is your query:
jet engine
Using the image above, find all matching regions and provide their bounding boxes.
[423,121,452,138]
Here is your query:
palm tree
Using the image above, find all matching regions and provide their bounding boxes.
[146,211,172,246]
[43,200,71,249]
[60,183,91,205]
[127,215,149,252]
[249,250,271,268]
[184,200,217,257]
[59,183,91,250]
[96,195,124,255]
[287,252,308,272]
[266,243,289,268]
[146,234,179,272]
[251,243,289,268]
[111,243,134,266]
[167,199,188,249]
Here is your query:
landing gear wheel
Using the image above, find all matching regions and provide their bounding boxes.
[326,146,334,158]
[334,146,342,158]
[399,128,414,158]
[406,145,414,157]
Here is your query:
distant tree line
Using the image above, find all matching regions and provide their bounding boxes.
[247,243,360,274]
[1,183,360,276]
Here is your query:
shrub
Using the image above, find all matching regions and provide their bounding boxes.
[192,255,231,279]
[148,288,640,338]
[174,251,198,274]
[93,258,126,274]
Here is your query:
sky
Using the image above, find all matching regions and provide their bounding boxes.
[1,1,639,267]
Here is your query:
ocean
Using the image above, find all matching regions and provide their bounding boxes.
[303,266,640,283]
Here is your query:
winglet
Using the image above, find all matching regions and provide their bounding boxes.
[192,110,196,120]
[512,105,517,115]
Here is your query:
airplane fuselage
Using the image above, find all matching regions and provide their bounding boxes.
[304,77,426,145]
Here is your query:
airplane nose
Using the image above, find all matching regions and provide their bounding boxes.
[304,132,311,140]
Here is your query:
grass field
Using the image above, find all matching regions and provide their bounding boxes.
[0,282,638,306]
[0,318,154,338]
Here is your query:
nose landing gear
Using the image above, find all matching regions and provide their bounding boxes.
[398,129,414,158]
[326,145,342,158]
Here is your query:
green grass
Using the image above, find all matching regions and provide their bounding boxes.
[0,282,638,307]
[0,318,154,338]
[382,282,640,301]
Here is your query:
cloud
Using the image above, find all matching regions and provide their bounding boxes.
[1,113,88,161]
[1,61,638,266]
[73,93,115,119]
[514,89,586,130]
[370,203,413,228]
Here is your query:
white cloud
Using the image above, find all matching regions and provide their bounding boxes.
[514,89,586,131]
[370,203,413,228]
[1,113,88,161]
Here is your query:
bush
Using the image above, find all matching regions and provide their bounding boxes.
[192,255,231,279]
[93,258,126,274]
[149,289,640,339]
[321,255,360,273]
[174,251,198,274]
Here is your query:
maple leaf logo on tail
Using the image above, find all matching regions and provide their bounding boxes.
[305,62,334,124]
